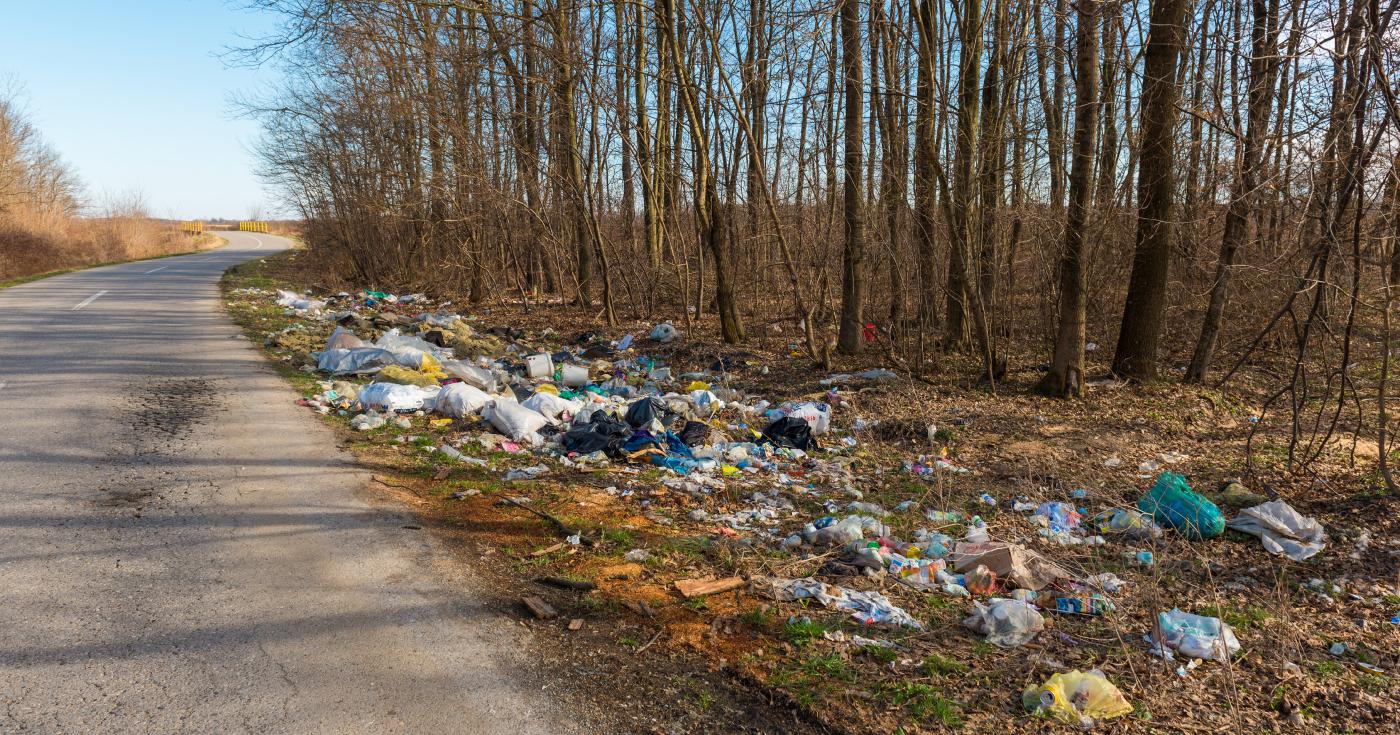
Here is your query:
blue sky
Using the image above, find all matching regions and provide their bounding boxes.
[0,1,282,219]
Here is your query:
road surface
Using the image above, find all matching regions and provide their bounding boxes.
[0,233,567,733]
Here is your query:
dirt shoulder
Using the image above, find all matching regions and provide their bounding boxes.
[222,250,1398,735]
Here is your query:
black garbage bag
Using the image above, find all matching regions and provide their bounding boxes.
[678,420,710,448]
[562,413,631,458]
[761,416,818,451]
[624,396,673,429]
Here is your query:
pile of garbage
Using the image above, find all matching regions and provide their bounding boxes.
[252,285,1375,725]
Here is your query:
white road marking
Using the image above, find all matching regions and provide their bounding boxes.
[72,290,108,311]
[250,236,263,250]
[144,265,169,274]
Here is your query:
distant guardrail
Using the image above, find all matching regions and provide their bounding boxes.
[179,221,204,235]
[238,221,270,233]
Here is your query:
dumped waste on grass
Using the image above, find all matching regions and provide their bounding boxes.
[230,278,1398,730]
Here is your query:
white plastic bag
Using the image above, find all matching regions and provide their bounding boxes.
[1227,500,1326,561]
[649,322,680,343]
[521,391,582,421]
[375,329,452,369]
[358,382,437,412]
[433,383,491,417]
[1153,609,1241,661]
[689,389,724,416]
[276,290,325,314]
[787,402,831,435]
[441,360,497,390]
[483,399,549,441]
[963,598,1045,648]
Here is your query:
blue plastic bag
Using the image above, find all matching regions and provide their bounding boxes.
[1137,473,1224,540]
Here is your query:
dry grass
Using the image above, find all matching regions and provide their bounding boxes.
[0,205,216,282]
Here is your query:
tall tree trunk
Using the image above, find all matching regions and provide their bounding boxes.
[838,0,867,354]
[1112,0,1192,380]
[660,0,743,342]
[1185,0,1281,382]
[944,0,984,351]
[913,0,940,339]
[1038,0,1101,397]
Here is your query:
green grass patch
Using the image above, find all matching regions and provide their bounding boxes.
[1198,604,1273,630]
[1311,660,1343,679]
[879,682,962,727]
[860,644,897,665]
[740,606,775,630]
[781,619,829,647]
[922,653,969,677]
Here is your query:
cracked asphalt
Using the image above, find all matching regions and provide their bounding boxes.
[0,233,570,733]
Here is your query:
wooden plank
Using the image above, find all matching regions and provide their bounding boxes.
[521,595,557,620]
[674,576,745,599]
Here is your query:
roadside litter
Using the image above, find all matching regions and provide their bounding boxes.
[236,280,1393,730]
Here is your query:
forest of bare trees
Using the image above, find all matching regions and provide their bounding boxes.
[245,0,1400,480]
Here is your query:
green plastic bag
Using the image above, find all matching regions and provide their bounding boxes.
[1137,472,1224,540]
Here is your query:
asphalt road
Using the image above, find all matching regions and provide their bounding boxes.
[0,233,567,733]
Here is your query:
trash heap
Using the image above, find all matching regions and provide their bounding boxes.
[240,284,1396,728]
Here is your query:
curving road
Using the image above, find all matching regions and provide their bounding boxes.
[0,233,567,733]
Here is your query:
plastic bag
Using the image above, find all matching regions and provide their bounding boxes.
[375,329,452,373]
[1137,472,1225,540]
[522,391,582,421]
[1022,670,1132,726]
[358,382,437,412]
[375,329,451,358]
[1034,502,1081,533]
[441,360,497,391]
[649,322,680,343]
[689,389,724,417]
[784,402,831,435]
[324,326,365,351]
[1153,608,1241,661]
[678,420,710,447]
[625,396,672,429]
[761,416,818,451]
[483,399,549,442]
[276,289,325,314]
[1227,500,1326,561]
[965,565,998,595]
[963,598,1044,647]
[433,383,491,417]
[562,414,631,457]
[316,347,396,375]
